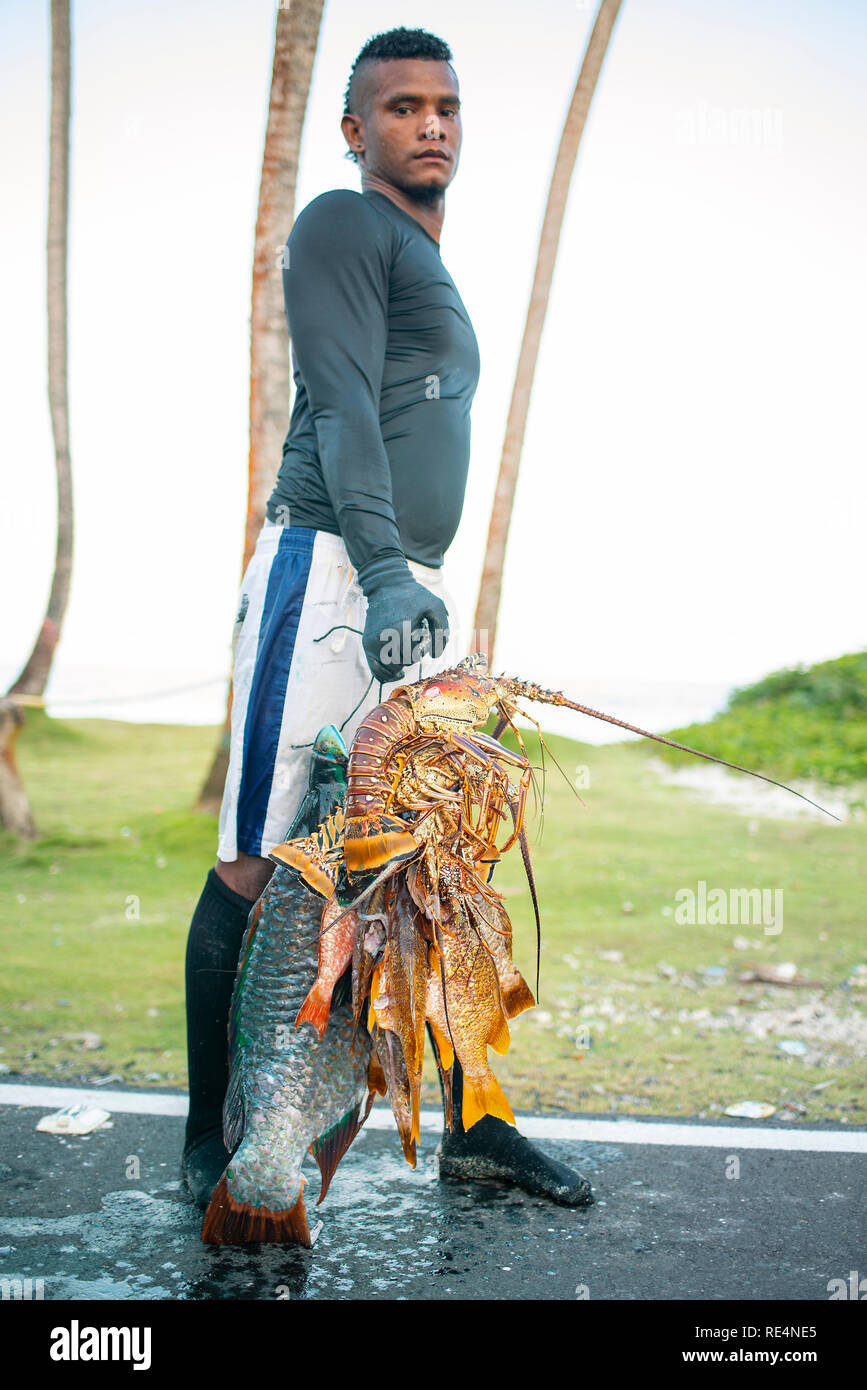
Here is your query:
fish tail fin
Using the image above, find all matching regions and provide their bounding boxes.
[294,983,331,1039]
[398,1130,418,1169]
[391,1085,418,1169]
[501,976,536,1020]
[201,1176,311,1247]
[461,1072,516,1131]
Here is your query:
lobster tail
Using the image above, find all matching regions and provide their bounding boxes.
[269,806,346,898]
[269,841,339,898]
[344,815,418,873]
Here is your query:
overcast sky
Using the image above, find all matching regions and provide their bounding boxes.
[2,0,865,736]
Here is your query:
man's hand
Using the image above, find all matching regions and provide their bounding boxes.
[358,557,450,684]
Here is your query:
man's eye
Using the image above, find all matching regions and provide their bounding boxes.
[441,108,457,118]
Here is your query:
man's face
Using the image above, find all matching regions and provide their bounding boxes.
[345,59,462,197]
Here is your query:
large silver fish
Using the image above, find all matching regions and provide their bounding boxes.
[202,727,378,1246]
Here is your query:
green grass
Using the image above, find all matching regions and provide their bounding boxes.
[0,710,216,1089]
[1,707,864,1125]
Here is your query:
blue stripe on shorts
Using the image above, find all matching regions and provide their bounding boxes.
[236,526,316,855]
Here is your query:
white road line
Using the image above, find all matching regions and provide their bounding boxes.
[2,1084,864,1152]
[0,1084,187,1117]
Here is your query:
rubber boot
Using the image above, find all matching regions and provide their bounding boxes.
[435,1045,595,1207]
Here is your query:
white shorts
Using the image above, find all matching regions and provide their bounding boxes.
[217,522,466,861]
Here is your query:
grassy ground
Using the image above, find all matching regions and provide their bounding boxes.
[1,709,864,1124]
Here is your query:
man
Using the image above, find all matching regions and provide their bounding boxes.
[182,26,593,1211]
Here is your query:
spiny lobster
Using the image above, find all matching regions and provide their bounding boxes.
[273,651,834,900]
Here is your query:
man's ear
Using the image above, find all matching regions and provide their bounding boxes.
[341,112,364,159]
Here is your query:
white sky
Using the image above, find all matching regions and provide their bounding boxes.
[2,0,865,736]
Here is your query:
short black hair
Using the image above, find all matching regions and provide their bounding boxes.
[343,27,454,163]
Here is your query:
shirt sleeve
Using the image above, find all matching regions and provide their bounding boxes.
[282,191,405,573]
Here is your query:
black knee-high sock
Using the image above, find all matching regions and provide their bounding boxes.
[182,868,256,1203]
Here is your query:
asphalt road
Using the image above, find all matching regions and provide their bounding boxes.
[1,1081,863,1302]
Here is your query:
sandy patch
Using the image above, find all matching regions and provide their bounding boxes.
[645,756,864,824]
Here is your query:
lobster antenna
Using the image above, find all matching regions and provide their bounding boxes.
[492,703,546,836]
[521,712,587,815]
[541,733,587,810]
[338,672,376,734]
[505,678,840,822]
[435,921,455,1048]
[500,785,542,1001]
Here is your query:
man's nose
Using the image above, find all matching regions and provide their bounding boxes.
[423,114,444,140]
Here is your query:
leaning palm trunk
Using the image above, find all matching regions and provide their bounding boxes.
[472,0,624,664]
[2,0,73,838]
[197,0,325,814]
[8,0,73,701]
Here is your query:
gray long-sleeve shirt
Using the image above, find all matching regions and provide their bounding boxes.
[266,188,481,571]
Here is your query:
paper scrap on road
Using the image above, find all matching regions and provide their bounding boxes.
[36,1103,112,1135]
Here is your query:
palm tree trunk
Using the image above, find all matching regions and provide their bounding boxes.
[2,0,73,838]
[8,0,73,700]
[197,0,325,813]
[0,701,38,839]
[473,0,624,665]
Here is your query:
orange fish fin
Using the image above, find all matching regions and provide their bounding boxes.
[399,1134,418,1169]
[367,961,383,1033]
[294,985,330,1039]
[410,1080,422,1148]
[368,1049,388,1097]
[309,1099,368,1206]
[201,1176,311,1247]
[502,976,536,1020]
[428,1020,454,1072]
[461,1073,516,1131]
[487,1010,511,1057]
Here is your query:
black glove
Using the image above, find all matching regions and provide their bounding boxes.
[357,555,450,684]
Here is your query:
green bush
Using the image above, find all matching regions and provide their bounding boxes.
[658,651,867,787]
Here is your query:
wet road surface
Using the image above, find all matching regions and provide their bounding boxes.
[0,1086,863,1301]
